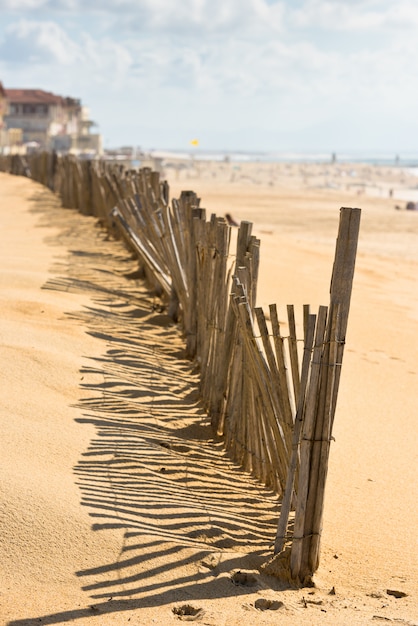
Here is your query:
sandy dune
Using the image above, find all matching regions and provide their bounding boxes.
[1,166,417,625]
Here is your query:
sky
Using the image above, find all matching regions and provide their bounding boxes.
[1,0,418,153]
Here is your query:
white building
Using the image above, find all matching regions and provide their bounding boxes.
[3,87,102,155]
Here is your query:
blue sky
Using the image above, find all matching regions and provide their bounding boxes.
[0,0,417,153]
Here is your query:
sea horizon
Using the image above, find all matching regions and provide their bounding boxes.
[143,148,418,169]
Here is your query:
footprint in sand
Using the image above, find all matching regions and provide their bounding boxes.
[172,604,205,621]
[200,553,221,571]
[230,570,258,587]
[254,598,285,611]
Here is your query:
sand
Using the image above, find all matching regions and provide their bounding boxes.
[1,163,417,626]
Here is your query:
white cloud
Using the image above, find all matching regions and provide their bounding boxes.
[0,0,47,7]
[2,12,416,111]
[81,34,133,80]
[289,0,418,31]
[0,0,82,7]
[1,20,81,64]
[2,0,418,36]
[1,19,133,81]
[0,0,285,38]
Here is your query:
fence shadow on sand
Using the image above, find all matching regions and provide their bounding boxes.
[8,187,288,626]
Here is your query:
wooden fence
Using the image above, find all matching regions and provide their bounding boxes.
[0,151,361,584]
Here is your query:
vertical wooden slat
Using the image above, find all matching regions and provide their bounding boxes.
[287,304,300,405]
[269,304,296,421]
[305,207,361,579]
[274,309,321,554]
[289,307,328,580]
[290,207,360,583]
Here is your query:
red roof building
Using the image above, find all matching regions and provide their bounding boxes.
[0,81,6,129]
[3,88,82,148]
[0,84,102,154]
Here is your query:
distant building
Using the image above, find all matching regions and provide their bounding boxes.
[64,106,102,155]
[0,81,6,126]
[1,85,102,155]
[0,81,9,148]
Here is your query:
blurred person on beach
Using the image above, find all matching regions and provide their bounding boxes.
[225,213,239,226]
[395,201,418,211]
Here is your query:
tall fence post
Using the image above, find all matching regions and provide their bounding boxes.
[272,207,361,584]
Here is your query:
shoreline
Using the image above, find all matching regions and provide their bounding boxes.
[159,159,418,204]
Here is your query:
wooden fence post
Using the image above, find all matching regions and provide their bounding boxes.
[289,207,361,583]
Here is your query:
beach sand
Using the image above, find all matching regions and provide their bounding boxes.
[1,163,417,625]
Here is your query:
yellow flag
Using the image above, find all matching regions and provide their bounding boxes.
[190,139,199,146]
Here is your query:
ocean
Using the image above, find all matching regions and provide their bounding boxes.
[146,149,418,169]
